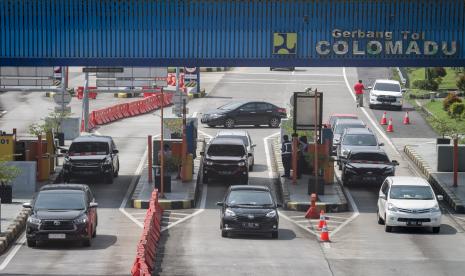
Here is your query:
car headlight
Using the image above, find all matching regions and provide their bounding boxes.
[342,149,350,156]
[64,157,71,164]
[224,208,236,217]
[266,210,277,218]
[387,203,398,212]
[238,161,246,167]
[210,113,223,118]
[206,160,213,166]
[104,157,112,165]
[431,204,441,213]
[74,214,88,224]
[27,216,42,225]
[384,167,394,174]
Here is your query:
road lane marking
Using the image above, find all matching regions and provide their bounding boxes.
[329,186,360,238]
[226,72,344,77]
[264,132,281,179]
[221,81,344,86]
[342,67,402,156]
[0,234,25,271]
[220,78,345,83]
[279,211,318,237]
[323,243,331,249]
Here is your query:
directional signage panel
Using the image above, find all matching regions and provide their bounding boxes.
[95,67,167,87]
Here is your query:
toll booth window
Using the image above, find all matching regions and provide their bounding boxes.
[69,142,109,155]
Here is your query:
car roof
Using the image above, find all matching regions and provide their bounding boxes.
[210,137,245,146]
[216,130,249,136]
[343,128,374,135]
[72,135,113,143]
[388,176,430,187]
[229,185,271,192]
[334,118,365,126]
[40,184,90,192]
[374,79,400,85]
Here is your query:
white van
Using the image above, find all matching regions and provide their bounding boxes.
[368,79,405,110]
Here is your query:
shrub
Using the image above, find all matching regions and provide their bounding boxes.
[443,93,462,111]
[449,102,465,118]
[457,74,465,92]
[432,67,447,78]
[412,79,439,91]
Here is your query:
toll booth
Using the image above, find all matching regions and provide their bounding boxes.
[162,117,198,158]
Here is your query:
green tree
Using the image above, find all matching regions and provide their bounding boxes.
[457,74,465,92]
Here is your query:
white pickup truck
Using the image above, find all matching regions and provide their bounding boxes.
[368,79,405,110]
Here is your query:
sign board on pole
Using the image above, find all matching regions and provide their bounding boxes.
[292,92,323,130]
[184,67,198,80]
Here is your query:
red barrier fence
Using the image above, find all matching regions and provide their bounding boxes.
[131,190,163,276]
[76,86,98,99]
[80,93,173,132]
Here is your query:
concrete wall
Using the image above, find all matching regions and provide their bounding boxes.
[437,145,465,172]
[6,161,37,199]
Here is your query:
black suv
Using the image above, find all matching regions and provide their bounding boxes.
[201,137,249,184]
[23,184,98,247]
[62,135,119,184]
[217,185,280,238]
[201,100,287,128]
[341,149,399,186]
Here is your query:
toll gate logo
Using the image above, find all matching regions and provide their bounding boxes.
[273,33,297,54]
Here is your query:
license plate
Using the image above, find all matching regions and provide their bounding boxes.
[219,171,233,175]
[364,177,377,182]
[242,222,259,229]
[48,233,66,239]
[406,220,422,226]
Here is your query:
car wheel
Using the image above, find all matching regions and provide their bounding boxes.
[269,117,280,128]
[114,162,119,177]
[203,173,209,184]
[224,118,235,129]
[341,174,350,186]
[270,67,274,71]
[385,220,393,232]
[377,210,385,225]
[369,104,374,109]
[249,164,253,171]
[27,239,36,248]
[240,175,248,185]
[271,231,279,239]
[82,237,92,247]
[221,230,228,238]
[338,162,342,170]
[92,226,97,238]
[105,172,114,184]
[432,227,440,234]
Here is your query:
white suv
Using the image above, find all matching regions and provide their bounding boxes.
[368,79,405,110]
[377,176,443,233]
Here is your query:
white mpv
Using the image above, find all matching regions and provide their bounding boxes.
[377,176,443,233]
[368,79,405,110]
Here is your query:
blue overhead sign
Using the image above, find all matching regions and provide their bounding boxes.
[0,0,463,67]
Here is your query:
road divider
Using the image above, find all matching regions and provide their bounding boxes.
[131,190,163,276]
[80,93,173,132]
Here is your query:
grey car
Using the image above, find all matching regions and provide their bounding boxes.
[215,130,256,171]
[337,128,384,170]
[332,118,366,154]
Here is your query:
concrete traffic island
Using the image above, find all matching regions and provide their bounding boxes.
[271,139,349,213]
[404,143,465,213]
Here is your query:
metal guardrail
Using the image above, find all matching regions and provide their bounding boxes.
[396,67,407,86]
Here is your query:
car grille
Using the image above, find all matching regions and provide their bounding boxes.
[397,208,431,214]
[377,95,397,102]
[71,160,102,167]
[232,213,268,223]
[41,220,75,231]
[397,218,431,222]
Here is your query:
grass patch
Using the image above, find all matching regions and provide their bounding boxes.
[424,100,465,135]
[407,67,459,90]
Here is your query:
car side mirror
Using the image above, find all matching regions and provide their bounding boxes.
[437,195,444,201]
[112,149,119,154]
[379,194,386,200]
[391,160,399,166]
[251,144,256,148]
[216,202,224,206]
[200,152,204,156]
[60,149,68,154]
[89,202,98,208]
[22,202,32,208]
[379,142,384,146]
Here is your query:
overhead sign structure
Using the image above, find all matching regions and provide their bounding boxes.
[292,92,323,131]
[95,67,167,87]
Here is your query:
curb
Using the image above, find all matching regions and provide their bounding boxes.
[0,208,31,255]
[270,139,348,213]
[404,145,465,213]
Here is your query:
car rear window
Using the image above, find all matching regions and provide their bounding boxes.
[342,134,377,146]
[208,144,245,156]
[69,142,109,155]
[349,152,389,162]
[334,123,365,134]
[217,135,248,146]
[390,185,434,200]
[374,83,401,92]
[35,191,86,210]
[227,190,273,206]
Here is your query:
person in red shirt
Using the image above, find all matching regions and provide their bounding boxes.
[353,80,367,108]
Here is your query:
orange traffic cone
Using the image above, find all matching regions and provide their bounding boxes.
[380,112,387,125]
[320,220,330,242]
[403,111,410,125]
[317,210,326,230]
[386,118,394,132]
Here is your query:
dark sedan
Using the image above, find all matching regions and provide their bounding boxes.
[201,101,287,128]
[23,184,98,247]
[341,149,399,186]
[217,185,280,238]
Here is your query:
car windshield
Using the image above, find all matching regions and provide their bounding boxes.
[34,191,86,210]
[390,185,434,200]
[69,142,109,155]
[227,190,274,206]
[342,134,377,146]
[335,123,365,134]
[374,83,401,92]
[218,102,243,110]
[207,144,245,156]
[217,135,249,146]
[349,152,389,162]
